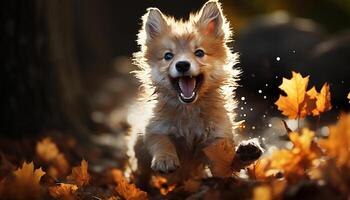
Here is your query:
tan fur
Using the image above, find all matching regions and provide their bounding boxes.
[127,0,240,185]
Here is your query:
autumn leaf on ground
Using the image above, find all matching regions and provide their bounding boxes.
[253,181,286,200]
[67,159,90,187]
[36,137,70,178]
[253,185,271,200]
[249,129,321,183]
[203,138,235,177]
[150,175,176,195]
[183,179,201,193]
[275,71,315,119]
[319,113,350,169]
[49,183,78,200]
[110,169,148,200]
[10,162,46,199]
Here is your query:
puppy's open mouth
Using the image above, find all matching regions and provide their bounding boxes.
[170,74,204,104]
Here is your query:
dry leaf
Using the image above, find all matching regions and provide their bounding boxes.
[11,162,46,199]
[315,83,332,114]
[108,196,121,200]
[150,175,176,195]
[67,159,90,187]
[183,179,201,193]
[49,183,78,200]
[53,153,70,176]
[275,71,312,119]
[253,185,271,200]
[110,169,148,200]
[203,138,235,177]
[319,114,350,169]
[249,129,321,183]
[36,137,59,162]
[36,137,70,178]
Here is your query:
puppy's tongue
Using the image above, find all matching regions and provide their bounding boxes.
[179,77,196,98]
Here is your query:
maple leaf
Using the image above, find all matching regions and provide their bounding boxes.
[36,137,70,178]
[36,137,59,162]
[150,175,176,195]
[67,159,90,187]
[315,83,332,114]
[203,138,235,177]
[110,169,148,200]
[49,183,78,200]
[183,179,201,193]
[319,114,350,169]
[253,185,271,200]
[249,129,322,183]
[275,71,313,119]
[10,162,46,199]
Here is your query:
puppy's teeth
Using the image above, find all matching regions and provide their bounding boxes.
[180,92,195,100]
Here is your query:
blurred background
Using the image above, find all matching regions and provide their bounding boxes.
[1,0,349,161]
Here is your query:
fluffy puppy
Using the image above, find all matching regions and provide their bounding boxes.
[127,0,261,186]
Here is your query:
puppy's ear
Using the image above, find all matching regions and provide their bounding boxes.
[197,1,225,37]
[143,8,167,41]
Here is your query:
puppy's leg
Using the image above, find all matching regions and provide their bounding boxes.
[145,133,180,174]
[134,135,152,189]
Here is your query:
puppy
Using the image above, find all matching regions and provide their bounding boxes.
[127,0,262,186]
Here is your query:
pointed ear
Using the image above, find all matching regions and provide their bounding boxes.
[197,1,225,37]
[143,8,167,41]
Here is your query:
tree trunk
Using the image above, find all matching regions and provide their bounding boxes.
[0,0,90,136]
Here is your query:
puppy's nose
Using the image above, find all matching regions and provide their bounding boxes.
[175,61,190,73]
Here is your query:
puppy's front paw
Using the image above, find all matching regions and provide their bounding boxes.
[236,138,263,163]
[151,154,180,174]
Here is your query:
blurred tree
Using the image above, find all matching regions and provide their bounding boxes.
[0,0,91,136]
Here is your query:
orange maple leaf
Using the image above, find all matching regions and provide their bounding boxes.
[36,137,70,178]
[249,129,322,183]
[150,176,176,195]
[203,138,236,177]
[275,71,312,119]
[67,159,90,187]
[10,162,46,199]
[315,83,332,114]
[36,137,59,162]
[319,114,350,169]
[49,183,78,200]
[110,169,148,200]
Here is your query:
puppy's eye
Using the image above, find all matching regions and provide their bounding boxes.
[164,52,174,61]
[194,49,205,58]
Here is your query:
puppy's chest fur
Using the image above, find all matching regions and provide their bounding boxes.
[147,102,233,150]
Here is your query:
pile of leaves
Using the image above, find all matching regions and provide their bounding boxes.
[0,71,349,200]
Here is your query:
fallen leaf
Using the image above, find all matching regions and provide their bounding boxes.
[319,114,350,169]
[203,138,235,177]
[67,159,90,187]
[150,175,176,195]
[11,162,46,199]
[36,137,70,178]
[249,129,321,183]
[183,179,201,193]
[36,137,59,162]
[53,153,70,176]
[49,183,78,200]
[275,71,311,119]
[253,185,271,200]
[110,169,148,200]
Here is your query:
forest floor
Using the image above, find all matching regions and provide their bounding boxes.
[0,71,349,200]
